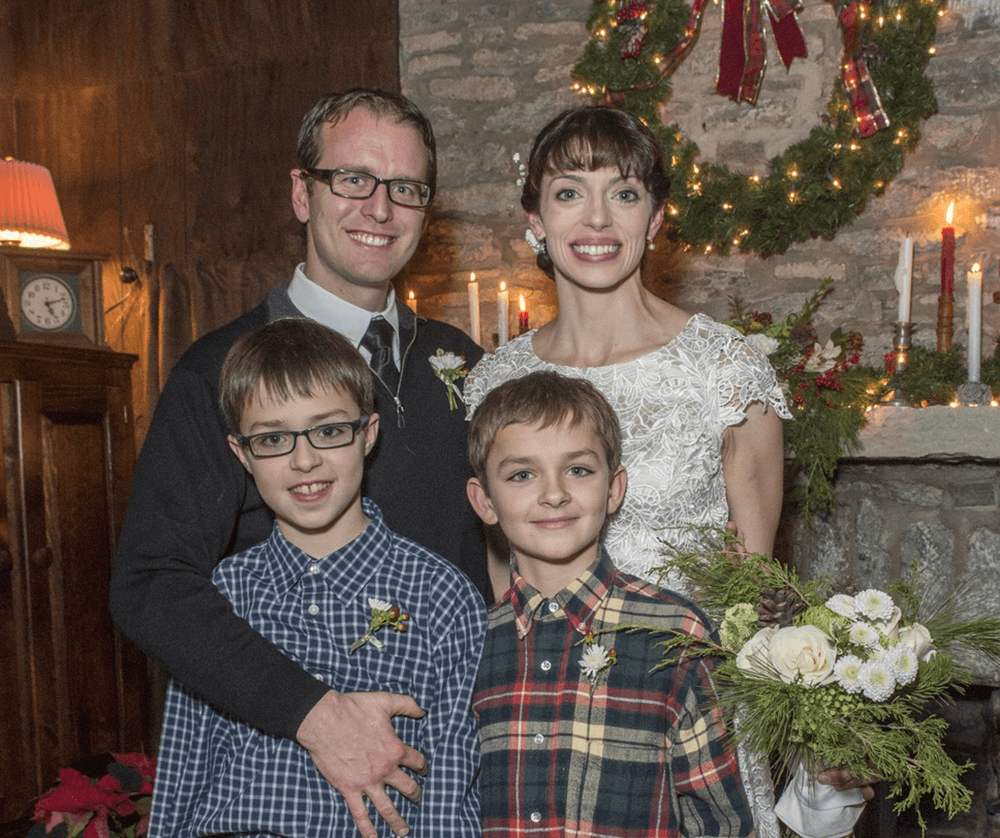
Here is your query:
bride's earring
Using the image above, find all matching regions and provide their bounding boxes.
[647,238,656,251]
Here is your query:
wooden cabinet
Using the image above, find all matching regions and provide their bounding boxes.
[0,342,152,819]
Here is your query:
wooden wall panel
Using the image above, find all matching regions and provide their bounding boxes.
[4,0,399,438]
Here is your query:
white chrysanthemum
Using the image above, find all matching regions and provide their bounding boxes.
[826,594,858,619]
[579,644,611,680]
[428,352,466,373]
[855,589,896,621]
[368,597,391,612]
[834,654,865,694]
[849,621,881,648]
[860,659,897,702]
[889,644,919,686]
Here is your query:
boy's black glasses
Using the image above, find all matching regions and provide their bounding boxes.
[236,415,370,458]
[299,168,432,208]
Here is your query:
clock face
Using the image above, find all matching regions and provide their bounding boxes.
[20,274,78,331]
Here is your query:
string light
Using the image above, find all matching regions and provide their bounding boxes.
[831,179,842,189]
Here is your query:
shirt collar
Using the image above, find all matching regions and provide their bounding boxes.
[509,548,617,640]
[287,264,400,359]
[266,497,392,599]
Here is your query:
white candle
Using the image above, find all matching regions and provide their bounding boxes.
[894,236,913,323]
[967,262,983,382]
[407,290,417,315]
[498,281,509,345]
[468,272,480,345]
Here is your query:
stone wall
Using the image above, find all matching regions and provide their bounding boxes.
[399,0,1000,364]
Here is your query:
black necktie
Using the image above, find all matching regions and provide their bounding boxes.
[360,316,400,395]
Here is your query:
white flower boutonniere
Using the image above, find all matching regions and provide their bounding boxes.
[429,348,468,411]
[350,597,410,653]
[579,632,617,697]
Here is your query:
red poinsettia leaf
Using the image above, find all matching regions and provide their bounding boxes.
[83,812,111,838]
[111,753,155,783]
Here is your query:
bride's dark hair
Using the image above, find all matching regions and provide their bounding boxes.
[521,106,672,279]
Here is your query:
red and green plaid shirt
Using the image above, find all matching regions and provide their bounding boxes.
[473,549,754,837]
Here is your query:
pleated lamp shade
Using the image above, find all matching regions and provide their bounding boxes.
[0,158,71,250]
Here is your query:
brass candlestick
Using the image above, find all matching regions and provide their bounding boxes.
[936,293,953,351]
[883,322,912,407]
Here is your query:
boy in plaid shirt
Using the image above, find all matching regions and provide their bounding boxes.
[465,370,753,837]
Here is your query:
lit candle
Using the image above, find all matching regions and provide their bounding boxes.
[518,294,529,334]
[407,290,417,315]
[468,272,480,345]
[894,236,913,323]
[498,282,509,345]
[941,202,955,296]
[967,262,983,382]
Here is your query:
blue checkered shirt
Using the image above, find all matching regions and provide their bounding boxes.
[149,499,486,837]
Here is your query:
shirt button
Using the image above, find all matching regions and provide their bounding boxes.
[530,811,542,823]
[307,604,320,616]
[547,601,560,614]
[309,563,321,574]
[540,660,552,672]
[533,733,545,745]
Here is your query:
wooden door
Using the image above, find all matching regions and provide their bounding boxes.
[0,348,149,819]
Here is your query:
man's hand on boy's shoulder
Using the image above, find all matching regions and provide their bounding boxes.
[296,690,428,838]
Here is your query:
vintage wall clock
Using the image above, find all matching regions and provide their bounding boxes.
[0,247,106,345]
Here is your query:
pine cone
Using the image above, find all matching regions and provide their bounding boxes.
[757,587,809,628]
[842,330,865,354]
[789,323,818,350]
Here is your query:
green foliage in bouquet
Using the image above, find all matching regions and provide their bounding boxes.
[625,530,1000,833]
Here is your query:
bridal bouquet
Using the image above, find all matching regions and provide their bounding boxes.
[638,531,1000,832]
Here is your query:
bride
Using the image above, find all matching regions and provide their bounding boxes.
[464,105,871,838]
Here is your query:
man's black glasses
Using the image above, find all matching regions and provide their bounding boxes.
[300,169,432,208]
[236,416,370,458]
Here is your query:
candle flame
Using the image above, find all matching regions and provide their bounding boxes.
[500,281,506,291]
[973,263,981,272]
[519,294,526,312]
[946,202,954,224]
[470,272,476,283]
[408,291,415,300]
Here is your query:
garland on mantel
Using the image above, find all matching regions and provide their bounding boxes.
[727,281,999,520]
[572,0,945,257]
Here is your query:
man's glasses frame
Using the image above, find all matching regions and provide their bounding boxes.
[299,168,433,208]
[236,415,370,458]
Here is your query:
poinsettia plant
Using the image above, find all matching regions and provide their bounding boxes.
[27,753,154,838]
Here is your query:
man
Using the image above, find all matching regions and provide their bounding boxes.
[110,90,487,838]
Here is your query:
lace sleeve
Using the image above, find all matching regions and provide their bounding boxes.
[714,326,793,425]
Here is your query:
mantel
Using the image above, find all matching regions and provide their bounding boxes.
[845,405,1000,461]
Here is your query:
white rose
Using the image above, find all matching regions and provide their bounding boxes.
[745,333,780,356]
[736,627,778,677]
[897,622,935,661]
[768,625,837,686]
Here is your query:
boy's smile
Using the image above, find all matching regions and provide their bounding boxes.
[229,382,379,558]
[467,418,626,597]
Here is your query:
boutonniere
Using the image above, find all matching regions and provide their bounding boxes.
[350,598,410,653]
[429,349,468,411]
[578,631,617,697]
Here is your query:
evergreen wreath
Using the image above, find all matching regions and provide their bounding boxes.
[572,0,945,257]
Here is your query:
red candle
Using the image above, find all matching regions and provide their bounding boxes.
[941,202,955,296]
[518,294,529,334]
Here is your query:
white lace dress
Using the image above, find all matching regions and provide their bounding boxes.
[464,312,793,838]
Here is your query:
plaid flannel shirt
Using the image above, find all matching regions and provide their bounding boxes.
[473,549,754,838]
[150,499,486,838]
